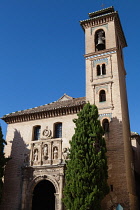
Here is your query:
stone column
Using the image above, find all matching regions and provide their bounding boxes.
[55,193,59,210]
[59,173,64,210]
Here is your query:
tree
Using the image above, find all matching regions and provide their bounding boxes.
[0,126,8,203]
[63,103,109,210]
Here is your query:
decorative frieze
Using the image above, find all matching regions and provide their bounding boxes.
[93,57,108,66]
[85,49,117,60]
[80,13,114,30]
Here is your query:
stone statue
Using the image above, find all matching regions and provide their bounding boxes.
[62,148,69,160]
[43,144,48,157]
[34,149,38,161]
[53,147,58,160]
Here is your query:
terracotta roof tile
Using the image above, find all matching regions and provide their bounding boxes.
[2,96,86,119]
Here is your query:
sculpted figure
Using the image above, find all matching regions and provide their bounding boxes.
[53,147,58,160]
[43,144,48,157]
[34,149,38,161]
[62,148,69,160]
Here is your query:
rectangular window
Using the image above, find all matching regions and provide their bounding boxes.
[55,123,62,138]
[34,126,41,140]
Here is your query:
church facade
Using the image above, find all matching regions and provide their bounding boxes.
[1,7,139,210]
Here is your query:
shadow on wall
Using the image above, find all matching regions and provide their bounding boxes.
[1,129,30,210]
[102,116,136,210]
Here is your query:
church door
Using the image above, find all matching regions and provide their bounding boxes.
[32,180,56,210]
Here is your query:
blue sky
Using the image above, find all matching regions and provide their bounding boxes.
[0,0,140,137]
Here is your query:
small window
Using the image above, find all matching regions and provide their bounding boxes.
[97,65,101,76]
[102,119,109,132]
[99,90,106,102]
[33,126,41,140]
[102,64,106,75]
[54,123,62,138]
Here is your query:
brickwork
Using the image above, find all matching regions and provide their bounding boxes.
[81,7,138,210]
[1,7,139,210]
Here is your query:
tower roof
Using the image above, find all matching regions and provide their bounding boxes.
[88,6,114,18]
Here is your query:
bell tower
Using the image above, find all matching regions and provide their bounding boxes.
[80,7,138,209]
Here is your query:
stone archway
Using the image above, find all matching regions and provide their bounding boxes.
[32,180,56,210]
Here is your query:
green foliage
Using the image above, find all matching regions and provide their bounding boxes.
[63,103,109,210]
[0,126,9,203]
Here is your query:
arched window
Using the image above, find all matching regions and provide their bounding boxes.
[99,90,106,102]
[54,122,62,138]
[102,119,109,132]
[97,65,101,76]
[95,29,106,51]
[33,125,41,140]
[102,64,106,75]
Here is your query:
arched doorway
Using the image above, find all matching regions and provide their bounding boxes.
[32,180,56,210]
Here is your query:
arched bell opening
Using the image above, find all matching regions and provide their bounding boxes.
[32,180,56,210]
[95,29,106,51]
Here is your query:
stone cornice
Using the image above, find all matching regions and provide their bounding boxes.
[92,80,113,87]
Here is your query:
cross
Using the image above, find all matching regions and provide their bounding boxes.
[101,3,105,8]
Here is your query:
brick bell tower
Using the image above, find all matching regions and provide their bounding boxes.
[80,7,138,210]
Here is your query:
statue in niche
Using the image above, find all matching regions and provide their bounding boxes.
[34,149,38,162]
[62,148,69,160]
[43,144,48,160]
[53,147,58,160]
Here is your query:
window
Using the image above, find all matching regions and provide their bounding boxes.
[33,126,41,140]
[102,64,106,75]
[96,64,106,76]
[54,123,62,138]
[97,65,101,76]
[102,119,109,132]
[95,29,106,51]
[99,90,106,102]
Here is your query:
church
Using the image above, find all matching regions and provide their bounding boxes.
[1,6,140,210]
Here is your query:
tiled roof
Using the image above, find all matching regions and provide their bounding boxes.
[88,6,114,18]
[131,131,140,136]
[2,96,86,119]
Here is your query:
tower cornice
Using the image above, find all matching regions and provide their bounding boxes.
[84,47,117,59]
[80,11,115,30]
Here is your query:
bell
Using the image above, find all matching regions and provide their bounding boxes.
[96,32,105,51]
[97,37,104,45]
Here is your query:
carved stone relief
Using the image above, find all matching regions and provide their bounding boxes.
[42,126,52,138]
[30,138,62,166]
